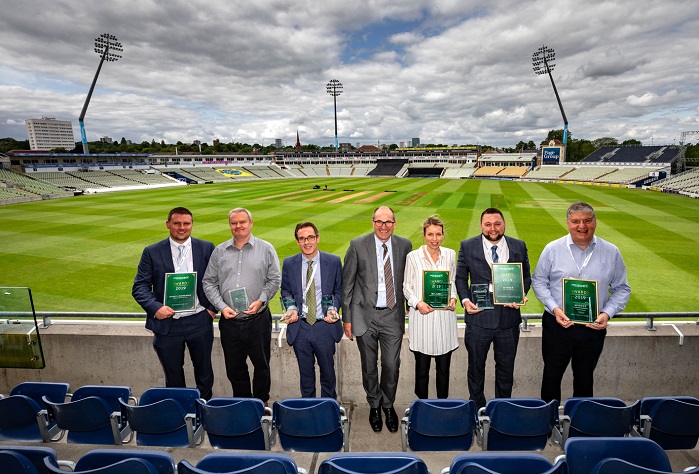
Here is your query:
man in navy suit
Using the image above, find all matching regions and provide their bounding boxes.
[456,207,531,409]
[132,207,217,400]
[281,222,343,398]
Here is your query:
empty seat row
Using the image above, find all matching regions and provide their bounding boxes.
[1,439,698,474]
[400,396,699,453]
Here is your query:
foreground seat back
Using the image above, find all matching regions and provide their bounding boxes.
[317,453,429,474]
[273,398,348,452]
[564,437,671,474]
[564,397,637,438]
[637,396,699,450]
[0,382,69,442]
[44,385,132,445]
[197,398,271,450]
[0,446,62,474]
[52,449,175,474]
[178,453,299,474]
[401,399,477,452]
[119,387,203,447]
[479,398,558,451]
[592,457,699,474]
[449,453,565,474]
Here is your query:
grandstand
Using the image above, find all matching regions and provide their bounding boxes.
[526,165,576,180]
[652,167,699,197]
[559,166,619,181]
[0,169,72,197]
[472,166,505,177]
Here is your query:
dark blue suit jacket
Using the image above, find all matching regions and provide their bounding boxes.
[281,251,343,345]
[132,237,215,336]
[455,235,531,330]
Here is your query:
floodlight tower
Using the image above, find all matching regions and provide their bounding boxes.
[79,34,123,154]
[326,79,343,150]
[532,45,568,146]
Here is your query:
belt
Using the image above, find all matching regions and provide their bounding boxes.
[231,308,268,323]
[374,306,389,311]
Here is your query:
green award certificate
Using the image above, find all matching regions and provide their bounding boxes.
[164,272,197,312]
[422,270,450,309]
[563,278,598,324]
[228,287,250,313]
[492,263,526,305]
[470,283,494,310]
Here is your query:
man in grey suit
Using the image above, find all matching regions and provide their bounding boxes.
[342,206,412,433]
[455,208,531,409]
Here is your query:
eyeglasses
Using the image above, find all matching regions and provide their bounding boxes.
[297,235,317,243]
[373,220,395,227]
[569,218,594,225]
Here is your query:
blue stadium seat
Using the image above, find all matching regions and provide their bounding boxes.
[178,453,302,474]
[554,397,638,446]
[564,437,671,474]
[197,397,272,450]
[635,396,699,449]
[0,382,70,442]
[447,453,566,474]
[272,398,349,452]
[591,457,699,474]
[119,387,203,447]
[400,398,477,452]
[477,398,558,451]
[43,385,134,444]
[0,446,71,474]
[317,453,428,474]
[44,449,175,474]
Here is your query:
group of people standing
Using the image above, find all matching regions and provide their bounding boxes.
[132,201,630,434]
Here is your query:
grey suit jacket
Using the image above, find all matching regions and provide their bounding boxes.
[455,235,531,330]
[342,233,413,337]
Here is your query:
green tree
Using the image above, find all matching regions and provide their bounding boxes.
[592,137,618,148]
[621,139,642,146]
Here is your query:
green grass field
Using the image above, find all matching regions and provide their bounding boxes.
[1,178,697,315]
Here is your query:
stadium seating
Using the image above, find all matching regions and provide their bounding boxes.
[119,387,203,447]
[400,398,478,451]
[197,397,273,450]
[563,437,672,474]
[317,453,429,474]
[634,396,699,449]
[43,449,175,474]
[446,453,565,474]
[272,398,349,452]
[178,453,303,474]
[0,446,73,473]
[554,397,638,446]
[43,385,134,445]
[0,382,70,442]
[477,398,558,451]
[591,458,699,473]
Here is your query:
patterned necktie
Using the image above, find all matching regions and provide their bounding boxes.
[305,261,316,325]
[491,245,499,263]
[177,245,185,270]
[383,244,396,309]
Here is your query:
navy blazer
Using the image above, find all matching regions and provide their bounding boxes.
[132,237,215,336]
[455,235,531,330]
[281,251,343,345]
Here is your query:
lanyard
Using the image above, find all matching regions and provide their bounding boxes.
[422,246,441,269]
[567,244,595,277]
[175,246,190,272]
[303,261,318,295]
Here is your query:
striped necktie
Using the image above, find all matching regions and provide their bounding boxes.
[383,244,396,309]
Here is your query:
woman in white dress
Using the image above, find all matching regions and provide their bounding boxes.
[403,215,459,399]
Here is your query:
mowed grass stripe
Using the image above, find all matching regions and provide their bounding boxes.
[1,177,697,314]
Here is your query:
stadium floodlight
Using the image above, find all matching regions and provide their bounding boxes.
[326,79,343,150]
[532,44,569,147]
[79,33,123,154]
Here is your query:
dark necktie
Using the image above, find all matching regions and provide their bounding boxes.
[383,244,396,309]
[305,261,316,325]
[491,245,499,263]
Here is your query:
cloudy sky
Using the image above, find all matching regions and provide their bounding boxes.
[1,0,698,148]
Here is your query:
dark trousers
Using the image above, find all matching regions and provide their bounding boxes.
[292,321,338,398]
[219,308,272,402]
[540,312,606,403]
[152,309,214,400]
[413,350,453,399]
[464,323,520,409]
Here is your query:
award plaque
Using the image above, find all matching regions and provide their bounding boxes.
[492,263,526,305]
[164,272,197,312]
[422,270,450,309]
[470,283,494,310]
[563,278,598,324]
[228,287,250,313]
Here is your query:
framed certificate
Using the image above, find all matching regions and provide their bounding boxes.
[563,278,598,324]
[470,283,494,310]
[164,272,197,312]
[228,287,250,313]
[422,270,450,309]
[492,263,526,305]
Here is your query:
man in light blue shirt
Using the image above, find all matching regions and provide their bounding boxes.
[532,201,630,402]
